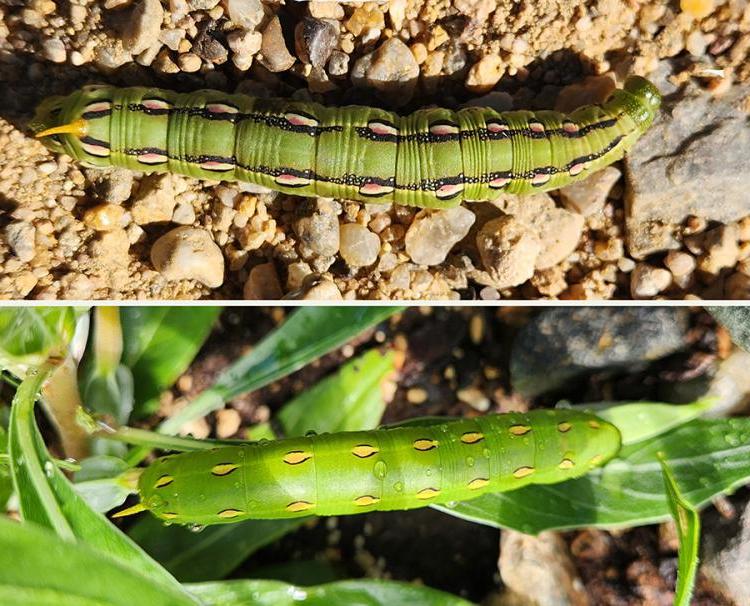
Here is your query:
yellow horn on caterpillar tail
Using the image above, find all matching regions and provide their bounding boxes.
[111,502,147,519]
[34,118,88,139]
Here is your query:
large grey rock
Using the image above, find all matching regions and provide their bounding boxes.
[511,307,690,397]
[625,83,750,258]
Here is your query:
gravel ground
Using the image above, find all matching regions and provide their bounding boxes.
[1,1,749,300]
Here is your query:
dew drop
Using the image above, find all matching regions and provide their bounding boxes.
[465,456,475,467]
[44,460,54,478]
[373,460,387,479]
[426,469,432,476]
[188,524,206,533]
[304,430,318,438]
[393,481,404,493]
[163,520,173,527]
[445,500,458,509]
[482,448,491,459]
[258,438,270,446]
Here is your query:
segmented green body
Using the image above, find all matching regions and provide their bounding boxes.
[135,410,620,525]
[34,77,660,208]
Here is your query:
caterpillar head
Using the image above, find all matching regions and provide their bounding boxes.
[33,86,113,167]
[610,75,662,132]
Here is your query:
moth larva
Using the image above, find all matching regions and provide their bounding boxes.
[115,410,621,525]
[33,77,660,208]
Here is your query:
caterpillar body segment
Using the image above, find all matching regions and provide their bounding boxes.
[127,410,621,526]
[33,77,660,208]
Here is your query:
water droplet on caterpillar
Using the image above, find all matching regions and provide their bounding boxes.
[188,523,206,533]
[482,448,491,459]
[44,461,54,477]
[304,430,318,438]
[465,456,475,467]
[393,481,404,492]
[373,460,387,479]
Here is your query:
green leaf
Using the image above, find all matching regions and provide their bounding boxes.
[7,365,186,592]
[708,306,750,352]
[0,426,12,511]
[278,349,395,435]
[158,306,401,436]
[128,516,303,583]
[120,306,221,416]
[0,308,79,377]
[73,456,132,513]
[658,454,700,606]
[581,399,715,445]
[187,579,474,606]
[435,417,750,533]
[0,518,197,606]
[129,345,395,582]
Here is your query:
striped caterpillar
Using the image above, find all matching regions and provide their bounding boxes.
[33,77,660,208]
[115,410,621,525]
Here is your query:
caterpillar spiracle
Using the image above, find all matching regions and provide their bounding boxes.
[33,77,660,208]
[114,409,621,525]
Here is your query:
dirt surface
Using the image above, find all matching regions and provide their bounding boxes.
[129,306,742,605]
[1,1,749,300]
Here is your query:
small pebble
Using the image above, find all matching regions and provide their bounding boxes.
[150,226,225,287]
[243,262,283,299]
[404,207,475,266]
[83,204,126,232]
[631,263,672,298]
[339,223,380,267]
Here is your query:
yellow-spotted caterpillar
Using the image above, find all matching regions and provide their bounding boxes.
[33,77,660,208]
[114,409,621,525]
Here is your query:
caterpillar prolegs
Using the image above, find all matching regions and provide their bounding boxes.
[115,410,621,525]
[33,77,660,208]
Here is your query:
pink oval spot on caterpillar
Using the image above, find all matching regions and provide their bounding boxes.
[489,176,510,189]
[429,122,459,136]
[563,121,579,134]
[486,121,509,133]
[531,172,551,186]
[568,162,585,176]
[84,101,111,113]
[359,182,394,197]
[137,152,168,164]
[529,121,545,134]
[285,112,319,128]
[275,173,311,187]
[435,182,464,199]
[142,99,171,111]
[367,121,399,136]
[206,103,239,115]
[81,140,110,157]
[200,160,234,171]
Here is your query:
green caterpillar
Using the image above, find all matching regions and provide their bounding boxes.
[33,77,660,208]
[115,410,621,525]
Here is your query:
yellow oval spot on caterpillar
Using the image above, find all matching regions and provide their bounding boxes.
[508,425,531,436]
[589,455,604,466]
[154,474,174,488]
[217,508,244,519]
[467,478,489,490]
[211,463,239,476]
[283,451,312,465]
[460,432,484,444]
[513,466,535,479]
[558,458,575,470]
[416,488,440,500]
[286,501,315,513]
[354,495,380,507]
[161,512,178,520]
[413,438,438,451]
[557,422,572,433]
[588,420,601,429]
[352,444,379,458]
